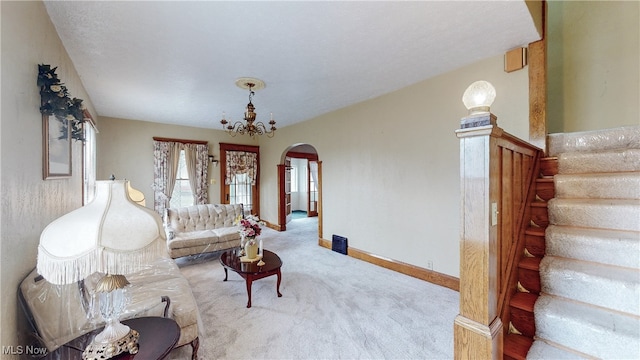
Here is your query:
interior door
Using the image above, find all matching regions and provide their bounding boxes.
[285,156,292,223]
[307,160,318,217]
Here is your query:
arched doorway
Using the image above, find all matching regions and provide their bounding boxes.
[277,144,321,237]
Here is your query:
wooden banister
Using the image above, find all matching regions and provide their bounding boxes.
[454,121,542,359]
[494,138,541,323]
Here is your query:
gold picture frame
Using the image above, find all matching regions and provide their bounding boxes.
[43,114,72,179]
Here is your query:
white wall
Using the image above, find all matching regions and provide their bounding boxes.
[259,54,530,278]
[1,1,96,352]
[547,1,639,133]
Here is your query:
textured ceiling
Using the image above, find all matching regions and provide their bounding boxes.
[44,1,541,130]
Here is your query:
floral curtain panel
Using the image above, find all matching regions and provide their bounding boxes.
[184,143,209,205]
[153,140,209,216]
[225,151,257,185]
[152,140,181,216]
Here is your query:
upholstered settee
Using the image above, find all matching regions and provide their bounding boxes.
[165,203,244,258]
[19,256,201,359]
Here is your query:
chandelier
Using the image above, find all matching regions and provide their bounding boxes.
[220,78,276,138]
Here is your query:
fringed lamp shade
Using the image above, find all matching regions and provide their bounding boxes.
[37,179,165,285]
[37,180,166,358]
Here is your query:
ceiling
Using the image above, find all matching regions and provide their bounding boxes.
[44,1,541,131]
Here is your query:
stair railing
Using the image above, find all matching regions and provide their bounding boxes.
[494,133,541,332]
[454,118,542,359]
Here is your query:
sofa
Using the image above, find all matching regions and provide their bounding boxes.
[19,256,200,359]
[165,203,244,258]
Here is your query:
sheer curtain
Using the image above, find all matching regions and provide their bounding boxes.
[184,143,209,204]
[309,161,318,191]
[152,140,181,216]
[83,122,97,205]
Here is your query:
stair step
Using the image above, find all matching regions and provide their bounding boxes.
[519,256,541,271]
[546,225,640,269]
[504,334,533,360]
[530,202,549,228]
[534,294,640,359]
[518,257,541,294]
[528,339,591,359]
[555,172,640,200]
[540,157,559,177]
[540,256,640,315]
[510,292,537,337]
[548,198,640,232]
[535,178,555,201]
[511,292,537,312]
[548,125,640,156]
[558,148,640,174]
[525,227,546,257]
[525,227,545,237]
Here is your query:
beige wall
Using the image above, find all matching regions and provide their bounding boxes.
[547,1,640,133]
[259,54,530,278]
[1,1,96,353]
[96,117,257,207]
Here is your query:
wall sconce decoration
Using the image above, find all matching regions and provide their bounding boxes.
[208,155,219,166]
[220,78,276,138]
[37,64,87,142]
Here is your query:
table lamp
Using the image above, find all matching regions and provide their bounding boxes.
[37,179,166,359]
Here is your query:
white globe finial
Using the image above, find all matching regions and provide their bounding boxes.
[462,81,496,114]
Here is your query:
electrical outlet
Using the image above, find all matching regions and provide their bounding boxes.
[426,260,433,270]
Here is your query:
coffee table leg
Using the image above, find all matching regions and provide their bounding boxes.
[245,277,253,308]
[223,268,228,281]
[276,269,282,297]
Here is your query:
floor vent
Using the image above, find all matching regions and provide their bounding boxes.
[332,235,348,255]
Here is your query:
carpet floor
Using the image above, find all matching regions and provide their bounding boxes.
[167,217,459,360]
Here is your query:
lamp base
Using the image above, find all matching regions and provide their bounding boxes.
[82,328,139,360]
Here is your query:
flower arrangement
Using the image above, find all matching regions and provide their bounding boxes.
[235,214,266,259]
[37,64,86,141]
[237,214,264,240]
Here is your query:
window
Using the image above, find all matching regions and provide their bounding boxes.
[229,172,252,212]
[170,150,194,208]
[221,143,260,216]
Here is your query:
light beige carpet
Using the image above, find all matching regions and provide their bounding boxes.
[167,216,459,360]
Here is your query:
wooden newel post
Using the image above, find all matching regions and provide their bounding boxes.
[454,112,504,359]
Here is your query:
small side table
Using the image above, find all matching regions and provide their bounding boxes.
[44,317,180,359]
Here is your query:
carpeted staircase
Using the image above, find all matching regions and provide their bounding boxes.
[527,126,640,359]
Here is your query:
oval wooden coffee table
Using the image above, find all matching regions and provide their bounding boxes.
[220,249,283,308]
